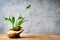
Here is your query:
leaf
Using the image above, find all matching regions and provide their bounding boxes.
[5,16,11,22]
[5,17,9,20]
[15,16,22,26]
[9,16,11,22]
[17,16,23,20]
[15,17,25,31]
[26,4,31,9]
[16,18,24,27]
[11,16,15,24]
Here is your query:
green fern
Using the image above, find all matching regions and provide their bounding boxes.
[5,16,25,31]
[5,4,31,31]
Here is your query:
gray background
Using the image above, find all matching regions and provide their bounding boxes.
[0,0,60,34]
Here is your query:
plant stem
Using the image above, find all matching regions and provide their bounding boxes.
[12,23,15,30]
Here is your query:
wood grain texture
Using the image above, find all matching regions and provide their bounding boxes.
[0,34,60,40]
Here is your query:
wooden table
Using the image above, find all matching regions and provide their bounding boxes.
[0,34,60,40]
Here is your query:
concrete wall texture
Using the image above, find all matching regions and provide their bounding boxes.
[0,0,60,34]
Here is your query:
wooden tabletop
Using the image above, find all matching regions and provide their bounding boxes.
[0,34,60,40]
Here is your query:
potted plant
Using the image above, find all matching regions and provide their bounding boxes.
[5,4,31,38]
